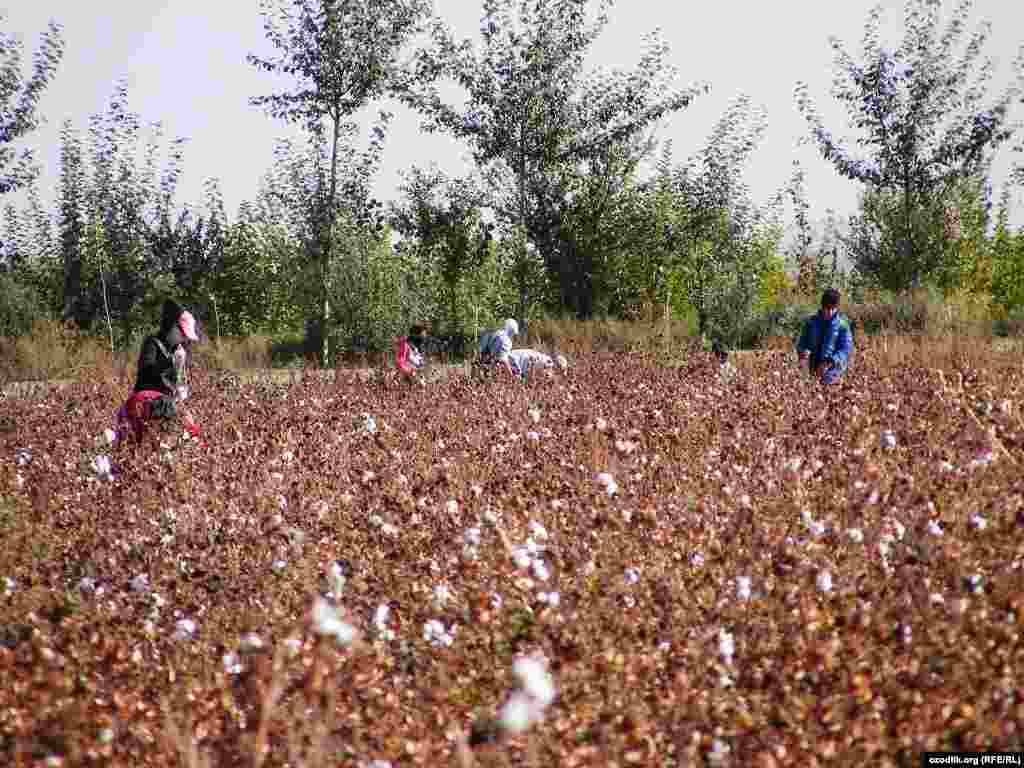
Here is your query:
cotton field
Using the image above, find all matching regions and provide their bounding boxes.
[2,345,1024,766]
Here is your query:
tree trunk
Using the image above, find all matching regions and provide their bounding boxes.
[322,116,341,368]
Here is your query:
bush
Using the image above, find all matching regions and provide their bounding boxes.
[0,272,47,337]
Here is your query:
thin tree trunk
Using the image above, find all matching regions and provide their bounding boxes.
[323,115,341,368]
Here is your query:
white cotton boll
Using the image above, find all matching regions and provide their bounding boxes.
[583,560,596,576]
[529,521,548,541]
[816,571,833,594]
[131,574,151,594]
[624,567,640,585]
[718,630,735,661]
[529,408,541,424]
[595,417,608,431]
[271,559,287,573]
[709,739,731,766]
[380,523,398,536]
[881,430,897,450]
[422,619,456,648]
[847,528,864,543]
[446,499,459,516]
[808,519,826,538]
[538,591,560,607]
[499,691,537,734]
[15,449,32,466]
[513,656,556,707]
[930,592,945,605]
[240,633,264,651]
[736,576,752,601]
[525,538,542,556]
[325,562,346,597]
[92,455,113,479]
[927,520,944,536]
[890,520,906,540]
[312,598,357,646]
[433,584,453,610]
[103,428,117,445]
[513,550,532,570]
[366,761,393,768]
[526,430,540,442]
[491,593,503,610]
[223,652,243,675]
[691,552,705,568]
[3,576,16,594]
[966,574,983,594]
[969,514,988,531]
[363,414,377,434]
[531,560,550,582]
[374,604,395,641]
[464,527,482,546]
[173,619,196,641]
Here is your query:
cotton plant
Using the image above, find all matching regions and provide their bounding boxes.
[498,655,557,735]
[373,604,396,642]
[432,583,453,611]
[422,619,456,648]
[311,597,359,647]
[595,472,618,496]
[816,570,833,594]
[173,619,196,642]
[323,561,346,599]
[92,454,114,481]
[735,576,752,601]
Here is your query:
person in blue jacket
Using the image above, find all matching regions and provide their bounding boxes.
[796,288,853,385]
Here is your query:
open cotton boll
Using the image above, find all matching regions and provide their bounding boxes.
[736,576,752,601]
[312,598,358,646]
[499,691,537,734]
[513,657,556,707]
[816,571,833,594]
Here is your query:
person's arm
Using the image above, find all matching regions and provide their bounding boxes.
[796,318,812,363]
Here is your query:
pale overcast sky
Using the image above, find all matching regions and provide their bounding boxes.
[5,0,1024,229]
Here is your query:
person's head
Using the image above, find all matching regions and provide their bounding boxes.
[160,299,199,345]
[820,288,841,320]
[409,324,426,344]
[504,318,519,337]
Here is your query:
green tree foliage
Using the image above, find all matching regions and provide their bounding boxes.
[796,0,1024,291]
[409,0,706,321]
[657,94,783,342]
[248,0,431,365]
[0,15,64,196]
[390,166,498,333]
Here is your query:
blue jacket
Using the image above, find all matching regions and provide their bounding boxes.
[796,311,853,372]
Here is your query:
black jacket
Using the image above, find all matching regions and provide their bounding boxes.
[133,300,187,395]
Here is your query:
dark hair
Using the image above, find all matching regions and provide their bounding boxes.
[821,288,841,309]
[409,324,426,337]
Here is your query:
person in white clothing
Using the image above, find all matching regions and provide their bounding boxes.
[509,349,568,381]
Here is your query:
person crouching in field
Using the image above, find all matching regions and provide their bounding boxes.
[796,288,853,385]
[477,318,521,379]
[115,299,204,446]
[509,349,568,382]
[395,324,427,382]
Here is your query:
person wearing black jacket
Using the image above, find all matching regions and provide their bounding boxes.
[115,299,204,445]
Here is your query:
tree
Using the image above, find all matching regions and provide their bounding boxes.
[409,0,706,321]
[0,15,64,195]
[796,0,1024,291]
[248,0,431,365]
[391,166,495,332]
[660,94,780,340]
